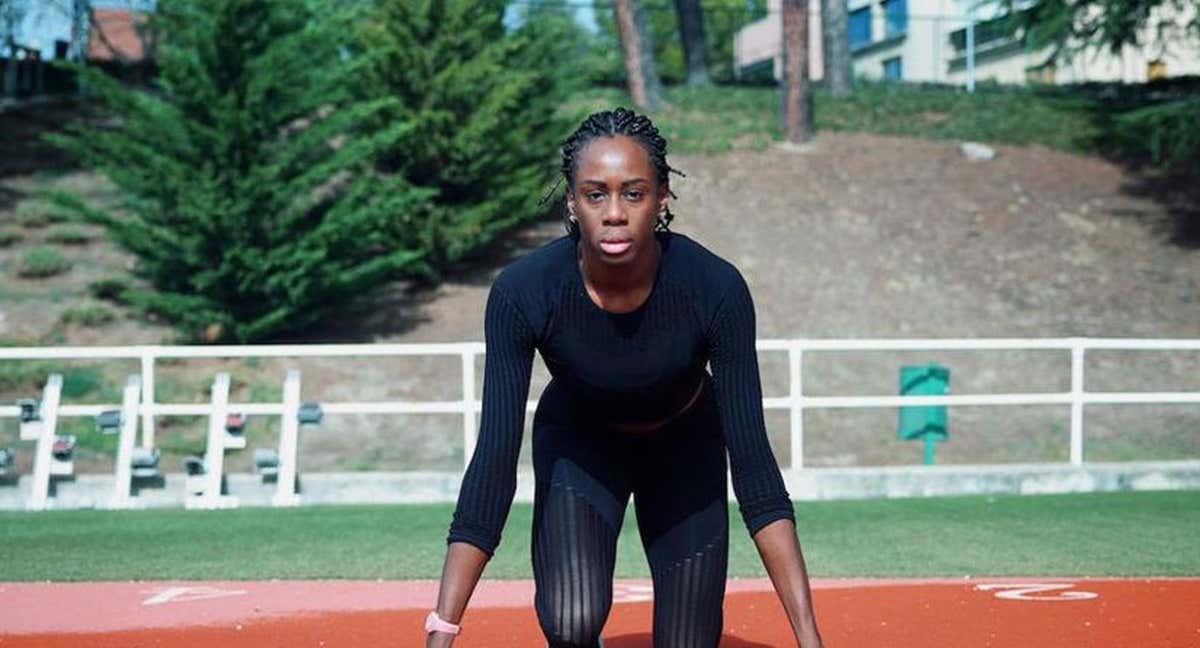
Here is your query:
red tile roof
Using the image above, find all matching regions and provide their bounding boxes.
[87,8,151,63]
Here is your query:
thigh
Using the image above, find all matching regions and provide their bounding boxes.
[531,384,634,646]
[531,459,622,647]
[532,381,634,532]
[631,390,729,648]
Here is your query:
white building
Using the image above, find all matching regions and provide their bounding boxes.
[734,0,1200,85]
[732,0,826,81]
[943,2,1200,85]
[5,2,79,61]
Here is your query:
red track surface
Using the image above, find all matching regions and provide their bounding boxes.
[2,576,1198,647]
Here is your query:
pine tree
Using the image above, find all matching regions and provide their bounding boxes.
[47,0,433,342]
[348,0,570,267]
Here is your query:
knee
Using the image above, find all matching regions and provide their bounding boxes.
[537,597,608,648]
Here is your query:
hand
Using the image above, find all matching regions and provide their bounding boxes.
[426,630,455,648]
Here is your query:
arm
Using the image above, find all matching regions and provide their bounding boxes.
[708,271,823,648]
[427,542,488,648]
[430,283,535,646]
[754,519,824,647]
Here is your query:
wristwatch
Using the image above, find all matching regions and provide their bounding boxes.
[425,610,462,635]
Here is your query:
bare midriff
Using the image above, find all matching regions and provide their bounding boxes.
[610,378,706,434]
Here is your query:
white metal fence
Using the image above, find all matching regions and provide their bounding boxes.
[3,337,1199,473]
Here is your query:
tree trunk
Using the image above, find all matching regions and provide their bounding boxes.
[821,0,852,97]
[612,0,662,111]
[70,0,90,61]
[780,0,812,143]
[673,0,709,85]
[3,58,16,98]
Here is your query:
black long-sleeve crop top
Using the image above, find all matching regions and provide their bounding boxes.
[446,230,795,557]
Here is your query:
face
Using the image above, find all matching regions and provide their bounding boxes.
[566,135,668,266]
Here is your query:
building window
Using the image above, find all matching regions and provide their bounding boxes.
[1025,63,1056,84]
[883,56,902,80]
[1147,59,1167,80]
[949,14,1016,54]
[883,0,907,37]
[849,6,872,49]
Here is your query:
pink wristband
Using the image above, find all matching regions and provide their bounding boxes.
[425,610,462,635]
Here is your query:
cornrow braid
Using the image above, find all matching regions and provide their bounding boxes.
[539,107,685,238]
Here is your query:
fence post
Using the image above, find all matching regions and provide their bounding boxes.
[140,350,155,448]
[273,369,302,507]
[789,343,804,469]
[1070,340,1084,465]
[111,375,142,509]
[462,350,477,472]
[200,372,231,507]
[28,374,63,511]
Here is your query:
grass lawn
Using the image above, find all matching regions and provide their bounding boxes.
[563,80,1190,160]
[1,489,1196,581]
[564,82,1095,155]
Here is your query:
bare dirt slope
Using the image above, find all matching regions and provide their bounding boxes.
[393,132,1199,341]
[2,131,1197,472]
[328,131,1200,469]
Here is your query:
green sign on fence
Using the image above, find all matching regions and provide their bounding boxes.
[898,363,950,464]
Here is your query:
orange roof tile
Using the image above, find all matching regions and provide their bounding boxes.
[87,8,151,63]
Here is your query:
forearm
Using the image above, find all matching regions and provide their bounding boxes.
[425,542,488,647]
[434,541,489,624]
[752,518,822,640]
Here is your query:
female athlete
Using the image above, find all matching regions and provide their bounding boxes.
[425,107,824,648]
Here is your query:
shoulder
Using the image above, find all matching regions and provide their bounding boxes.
[664,231,747,303]
[658,231,753,337]
[486,234,574,338]
[492,234,574,297]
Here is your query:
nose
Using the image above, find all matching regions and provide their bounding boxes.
[602,196,626,226]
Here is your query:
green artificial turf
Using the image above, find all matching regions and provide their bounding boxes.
[2,489,1196,582]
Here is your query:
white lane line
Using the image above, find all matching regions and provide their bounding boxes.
[140,586,249,606]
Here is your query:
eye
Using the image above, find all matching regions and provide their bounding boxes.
[625,190,644,200]
[586,191,604,202]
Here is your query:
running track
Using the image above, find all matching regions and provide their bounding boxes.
[1,576,1197,646]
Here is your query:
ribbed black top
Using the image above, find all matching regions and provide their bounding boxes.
[447,230,795,557]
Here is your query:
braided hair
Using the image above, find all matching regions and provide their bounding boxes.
[541,107,685,238]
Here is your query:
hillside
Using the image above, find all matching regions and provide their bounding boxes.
[1,130,1197,474]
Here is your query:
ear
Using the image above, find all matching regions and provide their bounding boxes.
[565,188,577,216]
[656,181,670,215]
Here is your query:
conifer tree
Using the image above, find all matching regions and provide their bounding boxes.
[47,0,433,342]
[348,0,569,267]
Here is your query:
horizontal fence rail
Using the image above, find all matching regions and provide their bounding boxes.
[1,338,1197,499]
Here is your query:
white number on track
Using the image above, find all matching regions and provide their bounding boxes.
[974,583,1098,601]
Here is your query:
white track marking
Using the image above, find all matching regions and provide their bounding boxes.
[974,583,1099,601]
[613,583,654,603]
[140,586,248,606]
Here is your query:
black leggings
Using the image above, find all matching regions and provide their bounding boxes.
[531,377,729,648]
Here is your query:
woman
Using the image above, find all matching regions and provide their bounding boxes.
[425,108,824,648]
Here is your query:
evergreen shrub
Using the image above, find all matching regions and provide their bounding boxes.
[17,246,72,278]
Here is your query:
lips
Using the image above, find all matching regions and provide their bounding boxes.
[599,235,632,255]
